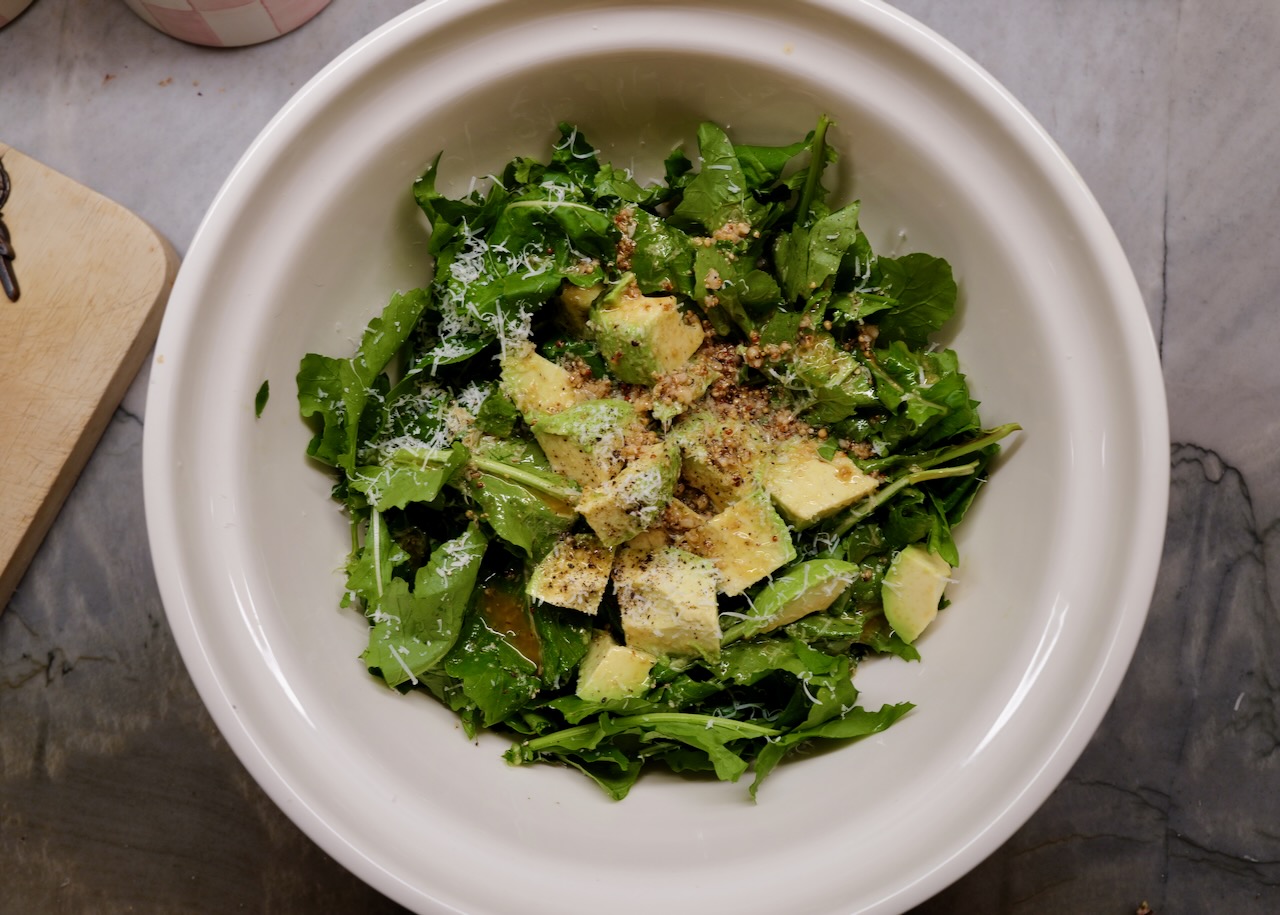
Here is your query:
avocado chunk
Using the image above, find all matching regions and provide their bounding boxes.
[621,524,670,555]
[592,282,704,385]
[650,353,721,425]
[528,532,614,615]
[613,543,721,659]
[730,559,860,640]
[556,280,603,337]
[499,342,582,419]
[662,497,706,534]
[762,437,879,528]
[881,543,952,644]
[575,630,657,701]
[531,398,636,490]
[682,488,796,596]
[672,413,762,510]
[577,441,680,547]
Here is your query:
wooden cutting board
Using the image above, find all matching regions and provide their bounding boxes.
[0,143,179,610]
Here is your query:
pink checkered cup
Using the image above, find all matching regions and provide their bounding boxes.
[121,0,331,47]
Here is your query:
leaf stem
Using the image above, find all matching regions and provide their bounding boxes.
[388,446,582,505]
[470,455,582,504]
[370,508,384,598]
[916,422,1021,471]
[830,460,979,537]
[518,712,782,755]
[796,114,832,225]
[860,422,1021,475]
[504,200,600,216]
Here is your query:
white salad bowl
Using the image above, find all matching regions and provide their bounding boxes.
[143,1,1168,913]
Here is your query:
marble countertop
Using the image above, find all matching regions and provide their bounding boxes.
[2,1,1275,912]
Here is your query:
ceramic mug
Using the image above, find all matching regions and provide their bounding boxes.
[121,0,331,47]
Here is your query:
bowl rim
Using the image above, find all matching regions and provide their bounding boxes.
[143,1,1169,912]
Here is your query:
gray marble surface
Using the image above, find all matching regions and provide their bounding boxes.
[1,1,1275,912]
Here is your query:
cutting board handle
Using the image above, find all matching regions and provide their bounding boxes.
[0,143,179,610]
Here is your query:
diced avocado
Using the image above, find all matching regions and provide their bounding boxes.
[499,342,582,419]
[623,525,671,554]
[881,543,952,644]
[672,413,762,510]
[592,282,704,385]
[614,498,703,557]
[682,488,796,596]
[557,281,603,337]
[535,434,620,490]
[531,398,636,489]
[662,498,706,534]
[528,533,614,615]
[747,559,860,635]
[763,437,879,528]
[613,544,721,659]
[651,354,721,425]
[575,630,657,701]
[577,441,680,547]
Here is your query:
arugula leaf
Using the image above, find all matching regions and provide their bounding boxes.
[694,244,754,335]
[473,386,521,437]
[749,701,913,800]
[592,164,669,208]
[828,290,895,327]
[463,471,576,558]
[795,649,859,728]
[445,603,541,727]
[789,334,878,424]
[555,750,645,801]
[531,606,592,691]
[417,176,614,371]
[543,201,615,262]
[549,122,601,186]
[378,375,452,443]
[349,443,469,512]
[254,380,269,417]
[343,509,406,610]
[883,487,940,548]
[634,717,752,782]
[297,288,432,469]
[413,153,490,235]
[296,353,361,467]
[671,122,757,234]
[732,135,810,192]
[774,201,864,305]
[713,634,835,686]
[758,309,805,347]
[362,524,488,688]
[627,207,695,297]
[866,342,981,446]
[925,490,961,566]
[510,712,779,780]
[871,253,958,347]
[501,156,546,191]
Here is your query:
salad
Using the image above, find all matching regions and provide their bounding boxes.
[296,118,1017,799]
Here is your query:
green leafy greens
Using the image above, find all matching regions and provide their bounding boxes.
[297,119,1017,801]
